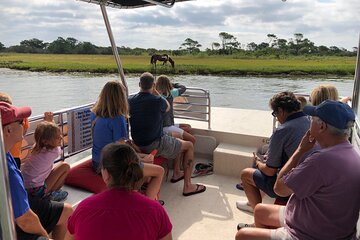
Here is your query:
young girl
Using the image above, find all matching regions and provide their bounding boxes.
[21,112,70,202]
[91,80,164,200]
[155,75,196,144]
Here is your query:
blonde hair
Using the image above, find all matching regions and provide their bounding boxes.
[0,92,12,104]
[155,75,173,97]
[310,85,340,106]
[92,81,129,118]
[32,121,60,154]
[325,84,339,101]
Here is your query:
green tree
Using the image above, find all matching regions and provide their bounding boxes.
[0,42,4,51]
[180,38,202,54]
[218,32,240,54]
[20,38,47,49]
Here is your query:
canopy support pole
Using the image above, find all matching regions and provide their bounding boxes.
[352,34,360,112]
[0,113,17,240]
[100,3,128,95]
[143,0,175,8]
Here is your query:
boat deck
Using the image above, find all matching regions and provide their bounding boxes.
[63,107,274,239]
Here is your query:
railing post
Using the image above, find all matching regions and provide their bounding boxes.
[0,113,17,239]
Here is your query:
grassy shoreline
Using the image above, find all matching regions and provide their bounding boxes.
[0,53,356,77]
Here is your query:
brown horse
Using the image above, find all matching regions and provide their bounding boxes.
[150,54,175,68]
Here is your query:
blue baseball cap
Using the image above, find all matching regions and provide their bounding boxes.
[303,100,355,129]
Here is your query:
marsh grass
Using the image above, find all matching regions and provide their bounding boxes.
[0,53,355,76]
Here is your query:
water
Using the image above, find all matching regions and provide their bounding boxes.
[0,68,354,116]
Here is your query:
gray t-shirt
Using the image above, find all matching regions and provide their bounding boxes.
[266,112,310,169]
[284,142,360,239]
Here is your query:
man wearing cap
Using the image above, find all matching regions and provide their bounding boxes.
[236,100,360,240]
[0,102,73,240]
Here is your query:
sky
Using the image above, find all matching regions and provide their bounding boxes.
[0,0,359,51]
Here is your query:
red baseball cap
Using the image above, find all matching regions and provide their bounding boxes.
[0,102,32,126]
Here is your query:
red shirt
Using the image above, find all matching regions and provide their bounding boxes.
[68,188,172,240]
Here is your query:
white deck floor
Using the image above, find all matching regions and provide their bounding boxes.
[64,107,275,239]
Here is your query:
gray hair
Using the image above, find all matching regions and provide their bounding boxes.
[314,117,354,137]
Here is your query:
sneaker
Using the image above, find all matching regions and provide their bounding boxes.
[236,200,254,213]
[49,190,68,202]
[237,223,255,230]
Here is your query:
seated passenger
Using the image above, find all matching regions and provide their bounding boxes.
[91,80,164,200]
[21,112,70,202]
[128,72,206,196]
[236,91,310,212]
[236,100,360,240]
[66,143,172,240]
[155,75,196,144]
[0,91,30,168]
[0,102,73,240]
[310,85,332,106]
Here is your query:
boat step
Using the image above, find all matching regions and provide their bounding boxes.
[213,143,256,177]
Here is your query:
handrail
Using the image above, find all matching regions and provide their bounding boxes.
[20,87,211,164]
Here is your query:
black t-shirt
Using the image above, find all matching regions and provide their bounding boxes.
[128,92,167,146]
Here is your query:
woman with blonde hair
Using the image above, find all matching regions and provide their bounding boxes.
[310,84,351,106]
[91,81,164,200]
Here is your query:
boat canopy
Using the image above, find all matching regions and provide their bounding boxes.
[78,0,190,9]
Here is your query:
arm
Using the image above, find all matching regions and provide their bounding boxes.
[172,83,186,95]
[253,153,277,176]
[138,153,154,164]
[160,232,172,240]
[16,209,49,238]
[64,231,75,240]
[274,130,316,197]
[44,112,54,122]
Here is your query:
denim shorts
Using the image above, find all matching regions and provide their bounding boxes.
[253,169,279,198]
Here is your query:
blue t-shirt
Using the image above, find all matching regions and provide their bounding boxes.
[91,112,128,169]
[266,112,310,169]
[6,153,30,219]
[128,92,168,146]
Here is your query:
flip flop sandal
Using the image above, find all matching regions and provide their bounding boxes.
[182,184,206,197]
[170,175,184,183]
[191,167,214,178]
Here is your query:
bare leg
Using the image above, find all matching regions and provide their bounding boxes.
[179,123,191,133]
[254,204,282,228]
[45,162,70,192]
[143,163,165,199]
[240,168,262,209]
[182,131,196,144]
[172,153,183,180]
[52,203,73,240]
[235,228,272,240]
[235,204,282,240]
[179,140,205,194]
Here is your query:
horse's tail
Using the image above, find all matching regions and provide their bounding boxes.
[168,57,175,68]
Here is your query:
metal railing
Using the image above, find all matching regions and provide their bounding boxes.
[19,87,211,163]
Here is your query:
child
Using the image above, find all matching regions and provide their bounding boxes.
[21,112,70,202]
[0,91,30,169]
[155,75,196,144]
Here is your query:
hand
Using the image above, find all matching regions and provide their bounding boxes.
[44,112,54,122]
[142,154,154,164]
[152,88,160,96]
[252,152,260,167]
[298,130,316,153]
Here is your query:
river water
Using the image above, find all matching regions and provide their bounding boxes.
[0,68,354,116]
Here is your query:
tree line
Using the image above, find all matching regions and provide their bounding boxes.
[0,33,357,57]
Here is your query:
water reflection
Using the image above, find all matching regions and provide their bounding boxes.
[0,68,354,115]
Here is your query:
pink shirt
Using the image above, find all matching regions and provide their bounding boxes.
[68,188,172,240]
[21,147,60,189]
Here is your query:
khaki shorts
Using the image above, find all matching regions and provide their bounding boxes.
[270,206,292,240]
[139,134,182,160]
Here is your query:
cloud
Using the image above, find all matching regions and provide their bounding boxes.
[0,0,359,50]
